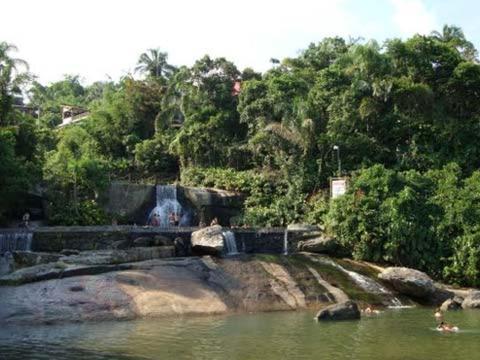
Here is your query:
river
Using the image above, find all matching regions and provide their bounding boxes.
[1,308,479,359]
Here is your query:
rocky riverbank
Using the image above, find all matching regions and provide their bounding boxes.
[0,227,478,324]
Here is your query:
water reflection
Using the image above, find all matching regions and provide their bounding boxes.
[1,309,479,360]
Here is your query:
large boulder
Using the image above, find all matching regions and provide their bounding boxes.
[296,235,337,254]
[462,291,480,309]
[316,300,360,321]
[191,225,224,255]
[378,267,452,304]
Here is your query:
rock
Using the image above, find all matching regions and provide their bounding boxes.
[133,237,154,247]
[316,301,360,321]
[440,296,463,311]
[153,235,173,247]
[0,262,129,285]
[60,249,80,256]
[191,225,224,255]
[174,237,189,257]
[378,267,453,304]
[462,291,480,309]
[0,252,14,276]
[12,251,61,268]
[296,235,337,254]
[61,247,175,266]
[0,257,228,324]
[112,239,132,250]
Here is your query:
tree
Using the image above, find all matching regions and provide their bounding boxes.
[135,48,176,79]
[44,126,108,219]
[0,42,30,125]
[431,25,478,61]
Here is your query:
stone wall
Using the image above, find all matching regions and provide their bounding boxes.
[101,182,243,226]
[26,226,305,254]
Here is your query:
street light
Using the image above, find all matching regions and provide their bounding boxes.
[333,145,341,177]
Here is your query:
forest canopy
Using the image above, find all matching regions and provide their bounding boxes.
[1,25,480,285]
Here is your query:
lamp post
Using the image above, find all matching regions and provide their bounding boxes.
[333,145,341,177]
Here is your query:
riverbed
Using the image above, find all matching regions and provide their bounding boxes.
[1,308,479,360]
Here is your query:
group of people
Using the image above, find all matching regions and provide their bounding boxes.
[149,211,181,227]
[361,305,460,333]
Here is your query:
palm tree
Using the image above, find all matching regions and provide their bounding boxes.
[0,42,30,124]
[431,25,478,61]
[135,48,176,78]
[0,41,29,72]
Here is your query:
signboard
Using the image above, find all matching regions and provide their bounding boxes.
[331,178,347,199]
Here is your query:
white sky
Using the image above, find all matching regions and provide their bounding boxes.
[1,0,473,85]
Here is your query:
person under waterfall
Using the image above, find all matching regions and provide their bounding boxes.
[168,212,176,227]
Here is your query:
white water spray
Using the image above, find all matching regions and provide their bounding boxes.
[308,255,404,306]
[223,230,239,256]
[147,185,191,227]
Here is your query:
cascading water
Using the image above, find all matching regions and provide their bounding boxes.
[147,185,191,227]
[283,229,288,255]
[307,255,404,307]
[0,232,33,276]
[0,232,33,253]
[223,230,239,256]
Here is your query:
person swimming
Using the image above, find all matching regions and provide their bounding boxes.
[434,308,443,320]
[362,305,381,315]
[436,321,459,332]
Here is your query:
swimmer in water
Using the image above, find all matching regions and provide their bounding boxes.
[362,305,380,315]
[436,321,459,332]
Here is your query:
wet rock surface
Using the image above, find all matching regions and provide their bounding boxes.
[316,300,360,321]
[462,291,480,309]
[378,267,453,304]
[440,296,463,311]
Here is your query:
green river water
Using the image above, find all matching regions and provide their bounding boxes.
[1,308,479,360]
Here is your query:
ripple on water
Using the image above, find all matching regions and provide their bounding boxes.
[0,308,480,360]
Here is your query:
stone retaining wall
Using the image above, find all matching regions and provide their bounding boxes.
[4,226,307,254]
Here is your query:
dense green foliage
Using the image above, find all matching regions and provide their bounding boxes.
[1,26,480,285]
[325,164,480,286]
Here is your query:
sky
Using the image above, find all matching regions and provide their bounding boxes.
[2,0,480,85]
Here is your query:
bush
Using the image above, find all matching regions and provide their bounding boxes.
[47,199,109,226]
[324,163,480,286]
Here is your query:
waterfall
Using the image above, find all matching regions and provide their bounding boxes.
[0,232,33,276]
[308,255,404,306]
[147,185,191,227]
[223,231,239,256]
[0,232,33,254]
[283,229,288,255]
